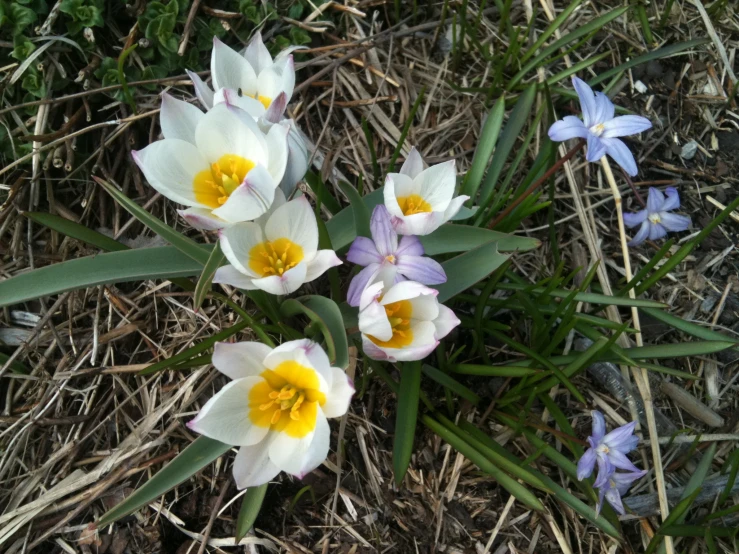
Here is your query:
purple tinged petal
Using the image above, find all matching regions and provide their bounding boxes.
[649,222,668,240]
[591,411,606,442]
[595,487,607,517]
[586,134,607,162]
[628,221,651,246]
[396,255,447,285]
[659,212,691,232]
[604,485,625,514]
[346,264,380,307]
[647,187,665,213]
[613,469,647,495]
[607,450,641,473]
[602,421,637,451]
[593,92,614,122]
[577,448,597,480]
[594,455,613,488]
[548,116,588,142]
[346,236,382,266]
[572,76,597,127]
[601,137,638,176]
[602,115,652,138]
[370,205,398,257]
[396,234,424,257]
[623,209,647,228]
[661,187,680,211]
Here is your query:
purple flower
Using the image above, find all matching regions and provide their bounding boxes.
[346,205,446,307]
[595,469,647,516]
[623,187,691,246]
[577,411,641,488]
[548,77,652,176]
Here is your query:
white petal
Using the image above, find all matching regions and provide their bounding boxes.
[213,88,266,118]
[160,93,203,143]
[280,123,309,196]
[265,196,318,254]
[442,195,469,222]
[255,187,286,228]
[433,304,460,339]
[305,250,342,282]
[195,103,266,165]
[381,280,437,305]
[294,410,330,478]
[187,377,265,446]
[178,208,227,230]
[187,70,214,109]
[417,160,456,211]
[232,441,281,489]
[212,341,271,380]
[262,340,330,392]
[358,298,393,342]
[269,428,316,476]
[398,211,445,236]
[132,140,208,207]
[242,31,272,75]
[383,173,417,218]
[321,367,354,418]
[211,37,257,96]
[408,293,440,321]
[219,222,264,276]
[265,121,289,184]
[257,65,289,105]
[400,146,425,179]
[251,262,308,295]
[212,165,277,224]
[213,265,257,290]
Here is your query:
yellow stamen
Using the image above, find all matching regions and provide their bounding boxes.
[369,299,414,348]
[193,154,255,208]
[396,194,432,216]
[248,238,304,278]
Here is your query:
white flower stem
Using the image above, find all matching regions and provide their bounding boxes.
[600,156,673,554]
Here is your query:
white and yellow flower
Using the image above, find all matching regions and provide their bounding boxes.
[134,101,288,230]
[214,191,342,295]
[358,280,460,362]
[188,339,354,488]
[185,33,308,196]
[384,147,469,236]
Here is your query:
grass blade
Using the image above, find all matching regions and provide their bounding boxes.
[23,212,128,252]
[421,364,481,405]
[235,484,268,542]
[193,242,225,311]
[460,95,506,200]
[338,181,371,239]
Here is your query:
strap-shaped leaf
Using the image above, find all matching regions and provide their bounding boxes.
[235,484,268,542]
[193,242,226,310]
[338,181,371,239]
[393,361,421,485]
[434,242,509,302]
[24,212,128,252]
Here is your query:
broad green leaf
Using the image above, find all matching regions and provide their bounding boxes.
[422,364,481,405]
[235,484,268,542]
[23,212,128,252]
[419,225,540,255]
[304,171,341,215]
[95,177,209,265]
[435,242,510,303]
[326,189,383,250]
[460,95,506,200]
[0,247,202,308]
[97,437,230,528]
[280,296,349,369]
[394,361,421,485]
[452,364,541,377]
[338,181,371,239]
[193,242,225,310]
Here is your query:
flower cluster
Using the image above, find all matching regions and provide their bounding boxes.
[577,411,646,515]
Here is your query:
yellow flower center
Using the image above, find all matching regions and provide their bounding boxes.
[397,194,432,216]
[590,123,606,137]
[193,154,255,208]
[256,94,272,109]
[648,213,661,224]
[385,254,396,264]
[248,238,304,277]
[248,361,326,438]
[369,299,414,349]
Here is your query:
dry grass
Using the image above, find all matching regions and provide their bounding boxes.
[1,1,739,553]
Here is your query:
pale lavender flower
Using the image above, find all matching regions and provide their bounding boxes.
[595,469,647,516]
[548,77,652,176]
[623,187,691,246]
[577,411,641,488]
[346,205,446,307]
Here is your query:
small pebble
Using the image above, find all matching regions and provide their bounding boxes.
[681,140,698,160]
[634,80,648,94]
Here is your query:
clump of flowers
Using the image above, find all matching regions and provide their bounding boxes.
[623,187,691,245]
[577,411,646,515]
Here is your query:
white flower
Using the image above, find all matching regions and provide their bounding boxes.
[188,339,354,488]
[134,101,288,230]
[358,280,460,362]
[214,191,342,295]
[384,147,469,236]
[186,34,308,196]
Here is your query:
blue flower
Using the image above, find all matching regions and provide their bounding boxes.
[595,469,647,516]
[548,77,652,176]
[577,411,641,488]
[623,187,691,246]
[346,205,446,307]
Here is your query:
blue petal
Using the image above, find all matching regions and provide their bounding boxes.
[548,116,588,142]
[661,187,680,211]
[346,236,382,266]
[659,212,691,232]
[586,133,607,162]
[346,264,380,307]
[613,469,647,495]
[623,209,647,228]
[602,115,652,138]
[593,92,614,123]
[594,454,614,488]
[591,410,606,442]
[370,205,398,257]
[608,450,640,473]
[604,486,625,515]
[396,234,424,257]
[602,421,637,450]
[577,448,597,480]
[396,255,447,285]
[647,187,665,213]
[649,222,668,240]
[572,76,597,127]
[628,221,650,246]
[601,137,638,176]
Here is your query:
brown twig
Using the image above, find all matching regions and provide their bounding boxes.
[178,0,202,56]
[196,479,231,554]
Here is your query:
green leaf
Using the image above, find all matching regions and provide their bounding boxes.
[422,364,481,405]
[338,181,371,239]
[97,437,230,528]
[495,282,667,308]
[23,212,128,252]
[280,296,349,369]
[645,488,703,554]
[304,171,341,215]
[452,364,541,377]
[519,0,584,64]
[461,96,506,200]
[419,225,540,255]
[641,307,739,349]
[624,340,736,359]
[0,247,202,308]
[235,484,268,542]
[434,242,509,303]
[193,242,225,310]
[95,177,209,265]
[394,361,421,485]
